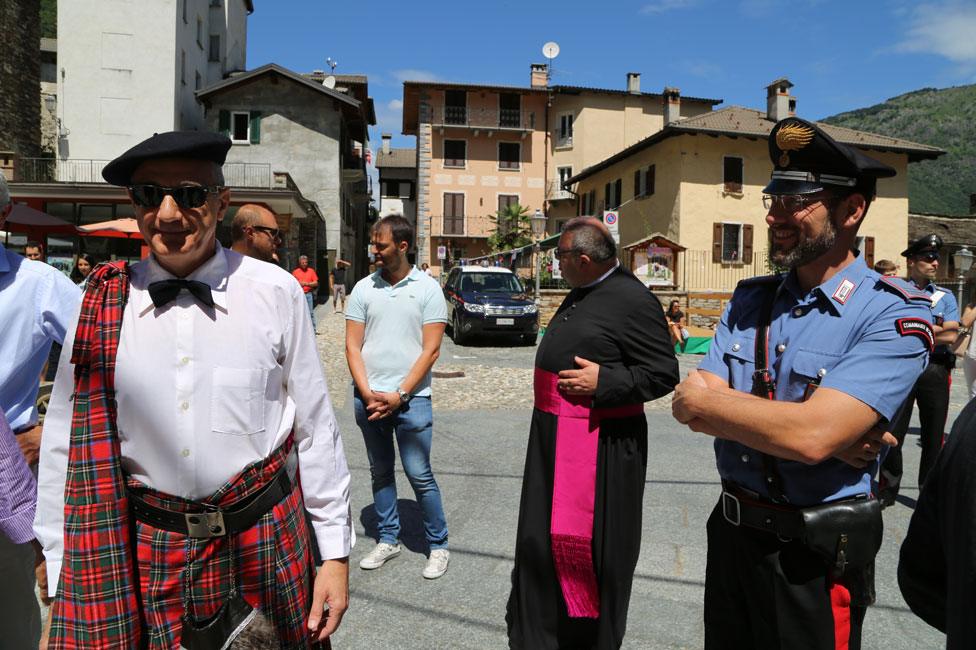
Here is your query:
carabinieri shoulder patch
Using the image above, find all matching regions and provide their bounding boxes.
[896,317,935,352]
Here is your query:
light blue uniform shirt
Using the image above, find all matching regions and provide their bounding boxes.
[912,280,959,358]
[346,266,448,396]
[0,244,82,430]
[699,256,932,505]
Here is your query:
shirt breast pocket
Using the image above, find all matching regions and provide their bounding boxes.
[724,335,756,370]
[211,367,268,435]
[790,349,843,398]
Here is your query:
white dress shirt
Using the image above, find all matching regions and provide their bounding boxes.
[35,245,353,595]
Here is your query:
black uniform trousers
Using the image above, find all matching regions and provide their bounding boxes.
[704,502,866,650]
[879,362,950,496]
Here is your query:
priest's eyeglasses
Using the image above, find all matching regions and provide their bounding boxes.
[128,184,224,210]
[554,247,581,259]
[762,194,827,212]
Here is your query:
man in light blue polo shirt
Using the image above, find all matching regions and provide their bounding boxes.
[345,214,451,579]
[0,171,81,647]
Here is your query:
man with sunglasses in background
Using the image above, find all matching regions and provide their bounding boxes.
[34,131,352,648]
[230,203,282,264]
[877,234,959,508]
[672,118,933,649]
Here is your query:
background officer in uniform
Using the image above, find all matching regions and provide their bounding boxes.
[672,117,932,650]
[878,234,959,506]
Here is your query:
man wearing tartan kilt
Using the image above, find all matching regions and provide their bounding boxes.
[34,131,353,649]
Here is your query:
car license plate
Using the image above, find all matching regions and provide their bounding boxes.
[496,318,514,326]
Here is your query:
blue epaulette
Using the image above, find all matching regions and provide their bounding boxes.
[736,273,783,289]
[878,276,932,303]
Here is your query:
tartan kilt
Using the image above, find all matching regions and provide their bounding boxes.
[128,443,327,650]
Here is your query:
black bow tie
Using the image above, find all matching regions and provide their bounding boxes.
[147,279,215,308]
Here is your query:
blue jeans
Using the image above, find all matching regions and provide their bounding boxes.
[304,292,316,329]
[354,394,448,549]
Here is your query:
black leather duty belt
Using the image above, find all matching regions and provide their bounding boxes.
[720,481,805,539]
[128,468,292,539]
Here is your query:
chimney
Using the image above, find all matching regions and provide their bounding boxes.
[663,87,681,124]
[626,72,641,94]
[381,133,392,155]
[766,77,794,121]
[530,63,548,88]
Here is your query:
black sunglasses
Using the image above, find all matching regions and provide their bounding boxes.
[251,225,281,241]
[917,252,940,262]
[128,184,223,209]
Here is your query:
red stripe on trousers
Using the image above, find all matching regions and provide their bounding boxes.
[829,578,852,650]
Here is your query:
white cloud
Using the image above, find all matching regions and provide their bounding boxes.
[374,99,405,138]
[388,99,404,111]
[896,2,976,64]
[392,69,439,82]
[639,0,696,14]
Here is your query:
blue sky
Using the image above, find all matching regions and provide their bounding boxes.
[247,0,976,153]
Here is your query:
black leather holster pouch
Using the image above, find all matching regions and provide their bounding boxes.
[179,591,279,650]
[800,495,883,606]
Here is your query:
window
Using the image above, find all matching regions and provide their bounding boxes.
[587,189,596,215]
[497,195,520,235]
[197,17,204,48]
[195,71,202,90]
[724,156,743,194]
[398,181,412,199]
[557,166,573,192]
[180,50,186,84]
[444,90,466,124]
[209,34,221,62]
[499,93,521,127]
[712,222,754,263]
[634,165,656,198]
[443,139,466,168]
[855,236,875,267]
[498,142,520,170]
[634,170,642,198]
[231,111,250,143]
[604,178,622,210]
[557,113,573,146]
[443,193,464,235]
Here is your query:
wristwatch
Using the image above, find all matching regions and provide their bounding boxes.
[397,387,412,404]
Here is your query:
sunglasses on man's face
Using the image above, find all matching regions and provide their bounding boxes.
[917,252,940,262]
[128,184,223,210]
[251,225,281,241]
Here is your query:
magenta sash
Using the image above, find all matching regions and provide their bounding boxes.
[533,368,643,618]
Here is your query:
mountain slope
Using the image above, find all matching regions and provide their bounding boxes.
[821,84,976,216]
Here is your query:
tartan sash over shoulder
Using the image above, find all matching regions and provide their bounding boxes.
[50,261,144,648]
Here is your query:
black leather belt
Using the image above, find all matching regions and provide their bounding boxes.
[720,481,805,539]
[128,468,292,539]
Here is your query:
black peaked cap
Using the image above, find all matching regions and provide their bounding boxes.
[102,131,232,186]
[764,117,896,195]
[901,233,944,258]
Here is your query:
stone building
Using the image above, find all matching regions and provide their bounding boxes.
[0,0,42,162]
[375,134,417,225]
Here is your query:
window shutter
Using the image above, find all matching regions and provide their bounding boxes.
[647,165,655,196]
[604,183,611,210]
[743,224,754,262]
[634,169,641,198]
[443,193,452,216]
[249,111,262,143]
[614,179,622,209]
[865,236,875,267]
[218,110,230,136]
[712,223,723,263]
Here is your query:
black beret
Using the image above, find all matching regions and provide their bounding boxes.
[763,117,896,195]
[102,131,232,186]
[901,233,944,258]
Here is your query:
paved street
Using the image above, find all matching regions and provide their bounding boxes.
[317,307,952,650]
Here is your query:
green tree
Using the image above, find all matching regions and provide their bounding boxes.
[488,203,533,252]
[40,0,56,38]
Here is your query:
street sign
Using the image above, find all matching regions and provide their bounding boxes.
[603,210,619,243]
[437,245,447,260]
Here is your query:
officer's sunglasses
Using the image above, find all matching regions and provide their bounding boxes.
[762,194,828,212]
[251,225,282,241]
[915,252,940,262]
[128,184,224,209]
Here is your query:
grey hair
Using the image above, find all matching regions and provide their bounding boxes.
[563,217,616,262]
[0,171,9,209]
[299,255,309,262]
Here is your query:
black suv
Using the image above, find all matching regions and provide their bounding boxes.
[443,266,539,345]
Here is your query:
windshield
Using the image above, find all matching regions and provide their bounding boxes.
[459,272,524,293]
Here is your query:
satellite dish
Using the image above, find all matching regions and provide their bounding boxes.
[323,75,336,89]
[542,42,560,59]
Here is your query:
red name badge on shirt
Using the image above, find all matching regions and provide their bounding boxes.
[832,278,856,305]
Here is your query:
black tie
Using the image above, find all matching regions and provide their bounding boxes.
[147,279,215,308]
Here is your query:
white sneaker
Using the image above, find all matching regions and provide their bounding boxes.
[422,549,450,579]
[359,542,401,570]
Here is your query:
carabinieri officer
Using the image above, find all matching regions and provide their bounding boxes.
[878,233,959,506]
[672,117,932,650]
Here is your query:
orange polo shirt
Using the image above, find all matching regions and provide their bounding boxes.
[292,267,319,294]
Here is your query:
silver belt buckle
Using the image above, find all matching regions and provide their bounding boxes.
[721,491,741,526]
[185,509,226,538]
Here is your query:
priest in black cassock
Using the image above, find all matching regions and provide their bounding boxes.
[506,217,679,650]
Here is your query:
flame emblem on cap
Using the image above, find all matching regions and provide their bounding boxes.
[775,122,815,167]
